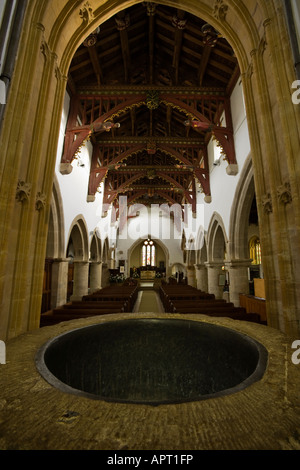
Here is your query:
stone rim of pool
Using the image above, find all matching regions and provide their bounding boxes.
[35,318,268,405]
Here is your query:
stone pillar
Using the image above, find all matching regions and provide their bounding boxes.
[226,260,251,307]
[194,264,208,292]
[206,263,224,299]
[89,261,102,293]
[70,261,89,301]
[51,258,69,308]
[186,266,196,287]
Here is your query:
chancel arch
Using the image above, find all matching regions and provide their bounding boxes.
[0,0,299,341]
[128,237,169,279]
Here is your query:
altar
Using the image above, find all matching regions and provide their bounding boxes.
[140,270,156,280]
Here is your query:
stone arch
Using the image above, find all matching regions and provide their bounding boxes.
[46,175,65,259]
[127,236,170,277]
[170,263,186,277]
[1,0,300,339]
[194,226,206,264]
[42,177,67,311]
[89,230,103,292]
[228,154,256,261]
[102,237,110,264]
[205,213,227,298]
[66,216,89,262]
[207,213,228,264]
[65,216,90,301]
[89,230,102,262]
[101,237,111,286]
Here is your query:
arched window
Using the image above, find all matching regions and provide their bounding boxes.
[249,237,261,265]
[141,239,156,266]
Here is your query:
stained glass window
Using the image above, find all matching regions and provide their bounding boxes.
[147,245,151,265]
[249,237,261,265]
[142,245,146,266]
[141,239,156,266]
[151,245,155,266]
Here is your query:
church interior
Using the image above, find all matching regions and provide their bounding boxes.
[0,0,300,451]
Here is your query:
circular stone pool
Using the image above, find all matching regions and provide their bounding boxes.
[35,318,268,405]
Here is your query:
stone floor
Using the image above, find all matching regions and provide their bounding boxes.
[0,312,300,451]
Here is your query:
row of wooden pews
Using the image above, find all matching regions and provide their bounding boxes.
[40,281,138,327]
[159,283,262,323]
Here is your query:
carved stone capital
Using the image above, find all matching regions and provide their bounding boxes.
[277,182,292,205]
[261,193,273,214]
[36,192,47,211]
[213,0,228,21]
[16,180,31,203]
[79,2,94,24]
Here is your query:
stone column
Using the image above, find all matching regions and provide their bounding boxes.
[51,258,69,308]
[226,260,251,307]
[206,262,224,299]
[70,261,89,301]
[194,264,208,292]
[186,266,196,287]
[89,261,103,293]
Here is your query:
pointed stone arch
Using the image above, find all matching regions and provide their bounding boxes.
[207,212,228,263]
[89,229,103,292]
[205,212,227,298]
[90,231,102,262]
[127,236,170,278]
[228,154,255,261]
[46,175,65,259]
[44,176,67,310]
[66,215,89,262]
[1,0,300,339]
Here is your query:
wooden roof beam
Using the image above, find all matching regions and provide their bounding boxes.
[116,12,131,84]
[148,8,155,84]
[198,45,212,86]
[87,45,103,86]
[172,10,186,85]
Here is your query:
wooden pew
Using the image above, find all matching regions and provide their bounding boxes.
[66,300,129,311]
[40,307,123,327]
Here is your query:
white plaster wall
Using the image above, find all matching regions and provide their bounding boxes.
[55,92,115,256]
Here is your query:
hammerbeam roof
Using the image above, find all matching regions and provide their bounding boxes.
[63,3,239,212]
